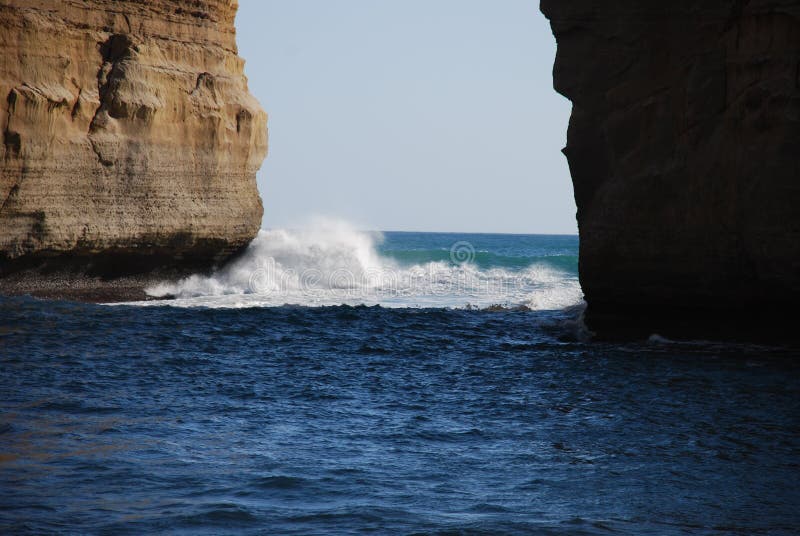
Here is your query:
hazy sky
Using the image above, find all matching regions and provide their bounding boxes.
[236,0,576,234]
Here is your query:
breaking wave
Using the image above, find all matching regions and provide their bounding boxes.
[144,219,583,310]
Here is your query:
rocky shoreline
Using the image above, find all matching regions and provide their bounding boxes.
[1,274,156,303]
[0,259,200,303]
[2,1,797,341]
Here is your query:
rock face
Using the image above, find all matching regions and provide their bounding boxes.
[0,0,267,275]
[541,1,800,338]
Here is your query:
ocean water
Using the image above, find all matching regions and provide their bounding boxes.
[143,222,583,311]
[2,227,799,535]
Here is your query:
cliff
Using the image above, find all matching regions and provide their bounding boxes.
[0,0,267,289]
[541,1,800,339]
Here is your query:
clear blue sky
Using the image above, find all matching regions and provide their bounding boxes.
[236,0,576,234]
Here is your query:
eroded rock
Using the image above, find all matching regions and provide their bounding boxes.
[0,0,267,275]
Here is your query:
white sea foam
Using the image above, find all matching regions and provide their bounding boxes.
[141,218,584,310]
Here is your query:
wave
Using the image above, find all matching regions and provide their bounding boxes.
[380,249,579,272]
[144,219,583,310]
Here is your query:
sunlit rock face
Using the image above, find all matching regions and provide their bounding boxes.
[541,1,800,338]
[0,0,267,270]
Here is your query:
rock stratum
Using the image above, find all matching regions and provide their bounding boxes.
[542,1,800,339]
[0,0,266,296]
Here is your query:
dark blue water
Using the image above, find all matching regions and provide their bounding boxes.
[1,232,799,534]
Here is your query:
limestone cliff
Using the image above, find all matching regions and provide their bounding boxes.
[0,0,267,275]
[541,1,800,338]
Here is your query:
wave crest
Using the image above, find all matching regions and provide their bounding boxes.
[146,219,583,310]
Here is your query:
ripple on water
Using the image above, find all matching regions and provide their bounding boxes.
[1,297,799,534]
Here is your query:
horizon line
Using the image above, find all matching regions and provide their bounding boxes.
[261,226,579,237]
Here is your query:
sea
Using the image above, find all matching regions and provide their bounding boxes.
[1,223,799,535]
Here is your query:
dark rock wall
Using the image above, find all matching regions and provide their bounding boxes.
[541,1,800,337]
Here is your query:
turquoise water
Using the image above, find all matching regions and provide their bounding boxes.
[143,225,583,310]
[379,232,579,273]
[2,230,799,534]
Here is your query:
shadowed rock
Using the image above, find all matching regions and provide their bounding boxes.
[541,1,800,340]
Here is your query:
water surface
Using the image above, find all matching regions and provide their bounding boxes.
[1,231,798,534]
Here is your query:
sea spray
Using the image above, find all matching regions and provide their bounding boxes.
[145,219,584,310]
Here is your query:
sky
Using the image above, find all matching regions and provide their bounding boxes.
[236,0,576,234]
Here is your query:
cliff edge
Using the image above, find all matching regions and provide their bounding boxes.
[542,1,800,339]
[0,0,267,297]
